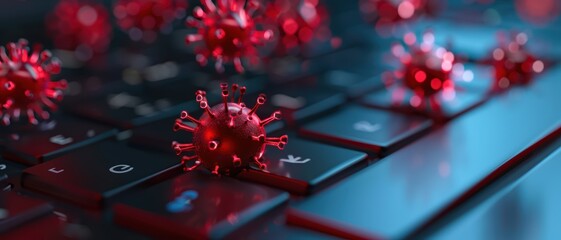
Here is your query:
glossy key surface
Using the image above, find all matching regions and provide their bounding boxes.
[22,141,181,208]
[0,116,117,165]
[114,171,288,239]
[288,66,561,239]
[300,104,432,153]
[238,134,367,194]
[432,147,561,240]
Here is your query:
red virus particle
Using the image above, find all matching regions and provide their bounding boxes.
[0,39,68,125]
[385,32,456,114]
[491,32,544,91]
[515,0,560,25]
[46,0,112,58]
[113,0,188,43]
[359,0,439,36]
[184,0,273,73]
[263,0,336,54]
[172,83,288,176]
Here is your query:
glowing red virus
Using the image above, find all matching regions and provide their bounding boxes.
[491,32,544,91]
[46,0,112,59]
[385,32,456,114]
[263,0,336,54]
[184,0,273,73]
[360,0,435,24]
[113,0,188,43]
[172,83,288,176]
[0,39,68,125]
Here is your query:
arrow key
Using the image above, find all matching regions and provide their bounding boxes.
[237,134,367,195]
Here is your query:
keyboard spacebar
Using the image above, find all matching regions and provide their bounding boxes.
[287,66,561,240]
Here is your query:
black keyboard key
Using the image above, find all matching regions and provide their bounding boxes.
[67,85,199,129]
[113,171,288,239]
[0,214,63,239]
[0,159,24,191]
[266,80,346,125]
[0,116,117,165]
[321,71,385,98]
[248,216,339,240]
[432,147,561,239]
[237,134,367,194]
[22,141,181,209]
[0,192,53,233]
[287,66,561,239]
[300,105,432,153]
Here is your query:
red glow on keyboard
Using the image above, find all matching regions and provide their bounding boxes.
[264,0,334,54]
[113,0,188,43]
[491,32,544,92]
[184,0,273,73]
[0,39,67,125]
[385,32,458,114]
[172,83,288,176]
[46,0,112,59]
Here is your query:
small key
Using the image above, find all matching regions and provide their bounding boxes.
[114,171,288,239]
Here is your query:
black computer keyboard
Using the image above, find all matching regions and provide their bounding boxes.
[2,0,561,239]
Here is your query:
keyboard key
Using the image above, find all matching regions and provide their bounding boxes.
[0,159,24,191]
[265,79,346,125]
[321,71,385,98]
[248,215,339,240]
[0,215,63,239]
[22,141,181,209]
[0,191,53,233]
[113,171,288,239]
[359,64,491,120]
[431,146,561,239]
[300,105,432,153]
[66,84,199,129]
[0,116,117,165]
[287,65,561,239]
[237,134,367,194]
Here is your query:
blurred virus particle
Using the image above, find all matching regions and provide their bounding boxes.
[113,0,188,43]
[515,0,560,25]
[172,83,288,176]
[184,0,273,73]
[385,32,457,115]
[263,0,336,54]
[359,0,438,36]
[0,39,68,126]
[491,32,544,91]
[46,0,112,60]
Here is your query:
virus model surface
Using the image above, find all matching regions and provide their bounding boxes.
[491,32,544,92]
[264,0,333,54]
[46,0,112,57]
[184,0,273,73]
[385,32,456,115]
[0,39,68,125]
[113,0,188,42]
[172,83,288,176]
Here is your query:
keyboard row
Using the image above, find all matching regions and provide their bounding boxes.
[2,65,560,239]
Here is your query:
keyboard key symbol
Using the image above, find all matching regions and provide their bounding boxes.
[49,135,74,145]
[48,168,64,174]
[0,164,5,171]
[109,164,134,174]
[353,121,381,133]
[166,190,198,213]
[280,155,311,164]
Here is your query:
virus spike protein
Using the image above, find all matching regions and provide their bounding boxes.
[185,0,273,73]
[172,83,288,175]
[0,39,67,126]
